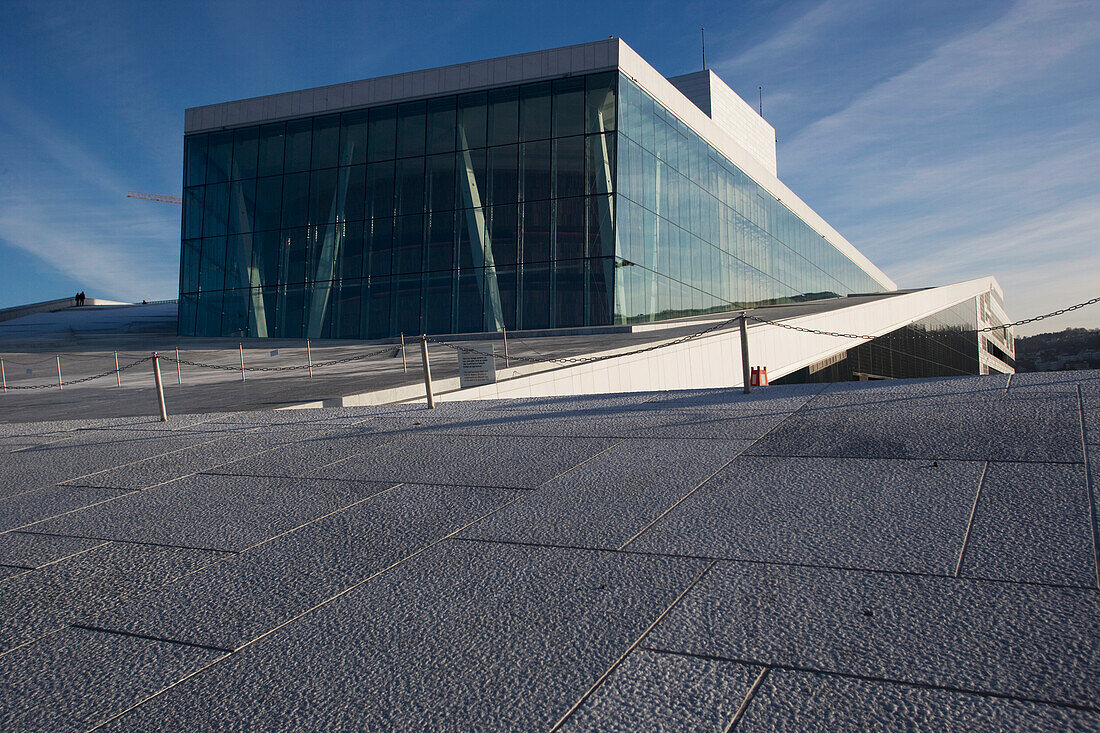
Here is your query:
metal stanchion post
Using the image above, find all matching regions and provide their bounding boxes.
[420,334,435,409]
[56,356,63,391]
[239,343,246,382]
[502,326,510,368]
[740,313,751,394]
[175,347,182,385]
[400,333,407,373]
[1,358,6,393]
[152,352,168,422]
[114,352,121,387]
[306,339,313,378]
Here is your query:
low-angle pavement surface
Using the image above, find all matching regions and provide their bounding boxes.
[1,370,1098,731]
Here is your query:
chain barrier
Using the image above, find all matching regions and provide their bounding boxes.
[1,356,152,390]
[161,345,397,373]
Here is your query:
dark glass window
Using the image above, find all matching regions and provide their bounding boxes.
[366,216,393,277]
[487,144,519,206]
[227,179,256,235]
[520,82,551,142]
[554,259,585,327]
[308,225,338,283]
[225,235,253,290]
[257,123,285,177]
[552,77,585,138]
[180,238,201,292]
[554,197,585,261]
[311,115,340,169]
[199,236,227,292]
[178,292,197,335]
[196,289,223,335]
[397,101,426,158]
[365,160,395,219]
[249,286,278,337]
[251,230,281,287]
[520,140,551,202]
[392,214,424,274]
[231,127,259,180]
[279,228,309,284]
[457,92,487,149]
[254,176,283,232]
[585,72,617,134]
[392,273,421,336]
[331,278,363,338]
[368,105,397,161]
[487,87,519,146]
[284,119,313,173]
[425,209,455,272]
[456,207,485,271]
[205,131,233,184]
[552,136,585,199]
[335,221,365,280]
[394,157,425,215]
[202,183,229,237]
[336,165,366,222]
[183,187,204,239]
[365,277,392,339]
[522,200,551,263]
[585,133,615,195]
[426,97,457,154]
[425,154,456,212]
[221,288,249,337]
[455,148,487,209]
[494,266,518,330]
[423,270,453,334]
[455,268,484,333]
[339,110,369,166]
[276,283,304,337]
[309,168,338,225]
[587,257,614,326]
[520,263,550,329]
[184,134,207,188]
[490,204,518,268]
[280,172,310,229]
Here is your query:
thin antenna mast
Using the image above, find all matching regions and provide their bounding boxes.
[701,28,706,70]
[758,86,763,116]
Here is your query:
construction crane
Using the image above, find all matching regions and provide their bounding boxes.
[127,191,182,205]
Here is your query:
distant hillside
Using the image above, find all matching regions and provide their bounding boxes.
[1014,328,1100,372]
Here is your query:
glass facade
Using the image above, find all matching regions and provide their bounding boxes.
[179,70,887,338]
[776,299,982,383]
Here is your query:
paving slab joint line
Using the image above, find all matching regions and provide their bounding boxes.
[546,560,719,732]
[1078,385,1100,590]
[636,646,1100,715]
[724,666,770,732]
[6,490,140,536]
[953,460,989,578]
[616,401,812,550]
[69,623,235,654]
[12,529,237,555]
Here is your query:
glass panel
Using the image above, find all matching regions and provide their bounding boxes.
[368,105,397,161]
[231,127,259,180]
[180,239,201,293]
[183,134,207,188]
[276,283,304,338]
[426,97,456,154]
[220,288,249,337]
[397,101,426,158]
[339,110,369,166]
[455,268,484,333]
[227,179,256,235]
[392,273,421,336]
[455,148,487,210]
[364,276,391,339]
[251,230,281,288]
[331,278,362,338]
[455,207,486,271]
[554,259,585,327]
[280,172,309,229]
[587,257,614,326]
[585,71,617,134]
[366,216,393,277]
[520,140,550,202]
[279,227,308,284]
[394,157,425,215]
[205,131,233,184]
[456,92,487,150]
[309,224,338,283]
[587,193,615,259]
[254,176,283,232]
[521,200,551,263]
[425,153,455,213]
[392,213,424,274]
[520,263,550,330]
[202,183,229,237]
[552,135,584,199]
[178,292,197,336]
[487,87,519,146]
[309,168,338,225]
[284,119,313,173]
[257,123,285,177]
[183,186,204,239]
[554,196,584,261]
[423,270,453,334]
[493,266,517,331]
[225,234,253,290]
[336,165,365,222]
[487,144,518,206]
[198,236,226,292]
[519,82,551,142]
[196,289,223,335]
[304,278,333,338]
[490,203,518,268]
[248,286,277,338]
[311,115,340,169]
[585,132,615,195]
[365,160,395,219]
[334,220,365,280]
[552,77,584,138]
[425,209,455,272]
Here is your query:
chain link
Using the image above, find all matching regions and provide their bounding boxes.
[161,345,397,373]
[1,356,152,390]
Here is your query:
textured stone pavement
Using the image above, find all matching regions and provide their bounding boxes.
[0,370,1098,731]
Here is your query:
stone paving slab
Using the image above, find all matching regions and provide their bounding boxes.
[461,439,748,550]
[748,392,1082,462]
[737,669,1100,732]
[0,627,226,733]
[0,531,106,569]
[0,542,225,654]
[209,429,400,479]
[0,485,130,533]
[90,483,522,650]
[960,461,1095,586]
[631,456,983,574]
[33,474,400,552]
[641,383,827,410]
[647,561,1100,709]
[1007,371,1100,394]
[560,648,760,732]
[312,434,620,488]
[0,566,24,580]
[102,541,707,731]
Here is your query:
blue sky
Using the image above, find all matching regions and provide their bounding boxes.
[0,0,1096,335]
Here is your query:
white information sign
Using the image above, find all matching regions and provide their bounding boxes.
[459,345,497,388]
